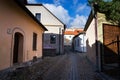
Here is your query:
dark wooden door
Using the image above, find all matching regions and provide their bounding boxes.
[13,32,23,64]
[103,24,120,64]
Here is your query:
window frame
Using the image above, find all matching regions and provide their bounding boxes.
[35,13,41,21]
[33,33,37,51]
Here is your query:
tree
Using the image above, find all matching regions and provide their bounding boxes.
[88,0,120,25]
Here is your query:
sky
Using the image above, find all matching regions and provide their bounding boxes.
[27,0,91,28]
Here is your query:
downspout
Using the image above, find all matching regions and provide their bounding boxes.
[62,29,64,54]
[95,13,99,71]
[93,2,99,71]
[59,28,61,55]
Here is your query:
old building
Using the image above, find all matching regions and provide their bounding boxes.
[72,32,86,53]
[64,28,83,46]
[84,11,120,71]
[26,4,65,56]
[0,0,47,70]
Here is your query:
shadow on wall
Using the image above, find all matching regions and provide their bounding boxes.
[43,33,64,57]
[86,38,120,80]
[86,39,120,67]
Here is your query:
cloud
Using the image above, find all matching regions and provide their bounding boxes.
[76,4,86,12]
[27,1,89,28]
[44,4,71,26]
[27,0,37,3]
[53,0,66,6]
[70,15,87,28]
[53,0,61,6]
[76,3,88,13]
[44,3,88,28]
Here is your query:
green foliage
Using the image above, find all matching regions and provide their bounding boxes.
[88,0,120,25]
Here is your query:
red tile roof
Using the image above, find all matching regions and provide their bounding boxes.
[64,29,83,35]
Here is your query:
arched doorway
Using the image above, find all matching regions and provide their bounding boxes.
[13,32,24,64]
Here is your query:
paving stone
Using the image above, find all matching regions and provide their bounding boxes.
[0,47,109,80]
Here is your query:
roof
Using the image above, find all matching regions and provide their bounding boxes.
[15,0,47,31]
[64,28,83,35]
[73,31,85,39]
[84,11,94,31]
[26,3,66,29]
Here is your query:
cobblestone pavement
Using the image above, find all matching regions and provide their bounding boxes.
[42,49,102,80]
[0,47,103,80]
[0,56,63,80]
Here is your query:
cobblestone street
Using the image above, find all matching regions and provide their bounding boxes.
[0,47,103,80]
[41,47,102,80]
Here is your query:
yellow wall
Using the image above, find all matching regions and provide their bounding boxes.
[0,0,44,70]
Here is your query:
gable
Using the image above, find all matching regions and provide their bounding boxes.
[26,4,64,27]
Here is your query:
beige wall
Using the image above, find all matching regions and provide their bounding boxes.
[26,5,65,54]
[85,12,113,71]
[85,18,97,67]
[97,13,107,43]
[26,5,63,25]
[0,0,44,70]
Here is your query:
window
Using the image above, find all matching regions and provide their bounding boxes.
[36,13,41,21]
[50,35,56,44]
[33,33,37,51]
[69,36,71,38]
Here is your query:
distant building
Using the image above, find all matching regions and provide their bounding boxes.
[72,32,86,53]
[26,4,65,56]
[64,28,83,46]
[0,0,47,70]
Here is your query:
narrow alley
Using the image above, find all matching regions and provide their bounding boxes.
[0,46,103,80]
[1,1,120,80]
[41,46,102,80]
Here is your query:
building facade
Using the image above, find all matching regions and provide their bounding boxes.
[72,32,86,53]
[0,0,47,70]
[84,11,120,71]
[26,4,65,56]
[64,28,83,46]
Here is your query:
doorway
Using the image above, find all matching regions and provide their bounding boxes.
[13,32,24,64]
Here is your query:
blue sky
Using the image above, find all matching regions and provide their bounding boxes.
[27,0,91,28]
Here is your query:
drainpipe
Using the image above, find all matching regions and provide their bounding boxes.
[93,2,99,72]
[59,28,61,55]
[95,13,99,71]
